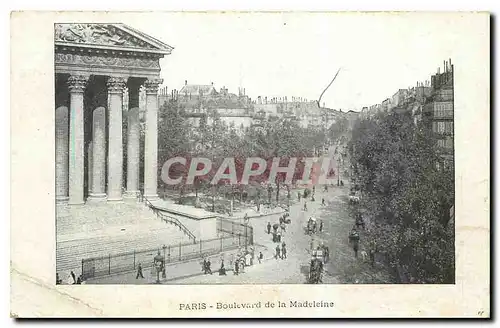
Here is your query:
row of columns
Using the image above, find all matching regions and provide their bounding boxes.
[55,75,162,205]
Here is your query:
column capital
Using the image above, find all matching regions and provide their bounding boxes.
[67,75,89,93]
[144,78,163,95]
[107,77,127,94]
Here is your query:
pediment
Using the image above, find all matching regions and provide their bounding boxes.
[55,23,173,55]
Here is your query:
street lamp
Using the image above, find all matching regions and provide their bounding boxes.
[153,251,164,284]
[337,156,341,186]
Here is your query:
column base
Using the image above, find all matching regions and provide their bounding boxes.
[87,193,107,202]
[56,196,69,204]
[68,199,85,206]
[143,194,159,202]
[107,197,124,203]
[123,190,139,198]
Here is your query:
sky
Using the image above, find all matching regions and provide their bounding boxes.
[123,12,462,110]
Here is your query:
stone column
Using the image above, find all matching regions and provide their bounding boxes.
[106,77,126,202]
[67,75,88,205]
[143,78,163,200]
[124,107,140,199]
[88,141,93,194]
[88,107,106,201]
[55,106,69,203]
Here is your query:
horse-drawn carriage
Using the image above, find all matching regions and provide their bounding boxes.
[308,257,324,284]
[304,217,318,235]
[348,190,360,204]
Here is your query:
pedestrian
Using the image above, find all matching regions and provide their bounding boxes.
[349,228,360,258]
[303,201,308,211]
[275,244,281,260]
[234,259,239,275]
[245,252,252,266]
[353,240,359,258]
[258,251,263,264]
[76,275,82,284]
[207,258,213,275]
[239,257,246,273]
[135,263,144,279]
[324,185,328,192]
[319,220,324,232]
[298,192,301,201]
[324,246,330,263]
[322,198,325,206]
[202,258,208,274]
[369,240,377,267]
[219,259,227,275]
[277,231,282,243]
[267,221,271,234]
[70,270,76,284]
[282,245,287,259]
[281,241,286,248]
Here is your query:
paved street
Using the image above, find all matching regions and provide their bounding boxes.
[162,184,393,284]
[85,184,393,285]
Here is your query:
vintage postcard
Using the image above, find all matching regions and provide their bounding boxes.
[10,11,489,318]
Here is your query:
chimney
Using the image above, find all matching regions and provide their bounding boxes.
[438,67,440,74]
[185,80,187,86]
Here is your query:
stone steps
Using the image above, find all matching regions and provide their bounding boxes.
[56,201,190,276]
[56,225,189,274]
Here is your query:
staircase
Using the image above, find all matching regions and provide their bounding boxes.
[56,201,190,275]
[140,195,197,243]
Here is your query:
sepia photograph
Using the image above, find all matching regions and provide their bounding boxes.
[10,11,489,317]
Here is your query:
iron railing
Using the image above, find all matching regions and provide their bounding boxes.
[81,234,248,281]
[138,192,197,243]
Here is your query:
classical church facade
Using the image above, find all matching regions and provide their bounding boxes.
[54,24,172,205]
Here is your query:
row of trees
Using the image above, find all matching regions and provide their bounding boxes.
[156,100,335,205]
[349,111,455,283]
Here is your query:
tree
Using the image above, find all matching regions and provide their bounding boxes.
[157,100,192,198]
[349,111,455,283]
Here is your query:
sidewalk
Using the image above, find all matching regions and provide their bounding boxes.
[85,243,269,284]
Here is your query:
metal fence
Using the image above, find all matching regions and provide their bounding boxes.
[217,217,254,246]
[81,233,250,281]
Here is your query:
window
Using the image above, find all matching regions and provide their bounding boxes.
[445,136,453,148]
[445,122,453,134]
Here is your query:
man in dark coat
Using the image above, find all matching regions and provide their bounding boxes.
[136,263,145,279]
[275,244,281,260]
[234,260,239,275]
[202,258,208,274]
[70,271,76,284]
[207,259,213,274]
[267,222,272,234]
